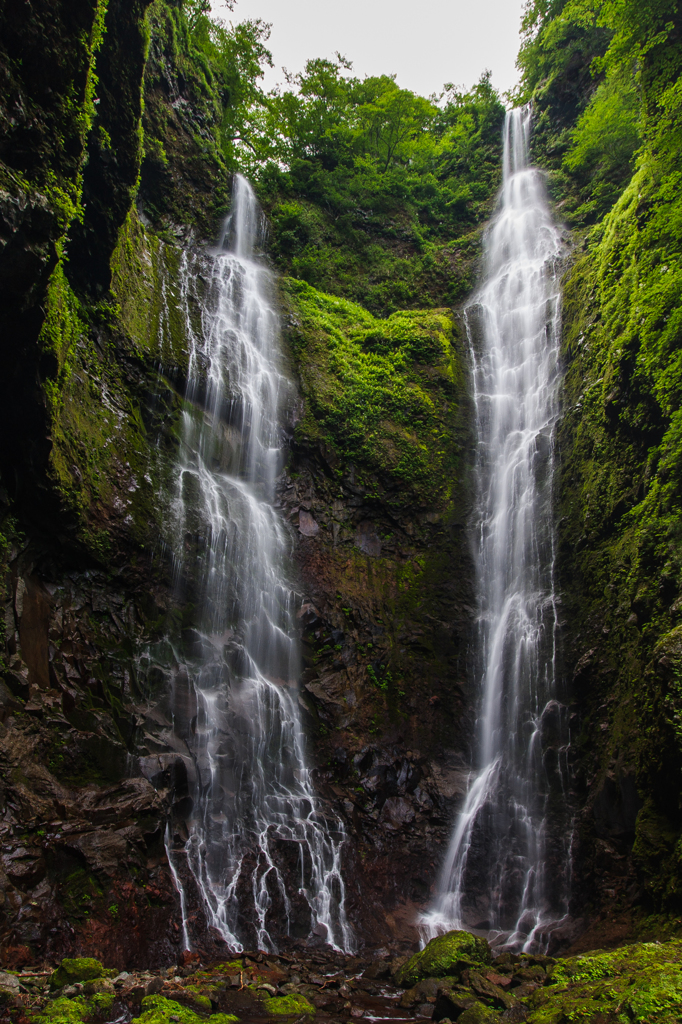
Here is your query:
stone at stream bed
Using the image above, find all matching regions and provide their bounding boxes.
[399,976,446,1007]
[395,932,492,987]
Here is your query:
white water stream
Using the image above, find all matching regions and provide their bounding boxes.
[163,176,352,953]
[422,108,570,951]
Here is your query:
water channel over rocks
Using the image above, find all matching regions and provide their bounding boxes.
[421,107,571,952]
[161,175,352,953]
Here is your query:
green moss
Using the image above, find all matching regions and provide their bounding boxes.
[111,210,191,368]
[87,994,115,1016]
[182,987,212,1012]
[200,962,243,974]
[31,992,114,1024]
[35,241,184,567]
[556,121,682,905]
[283,276,466,505]
[135,995,236,1024]
[526,940,682,1023]
[31,998,92,1024]
[457,1006,499,1024]
[261,994,316,1015]
[395,930,492,987]
[50,959,115,989]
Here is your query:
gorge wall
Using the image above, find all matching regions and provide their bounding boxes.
[1,0,682,969]
[522,0,682,950]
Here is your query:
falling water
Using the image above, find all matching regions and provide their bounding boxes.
[422,108,570,951]
[163,175,352,953]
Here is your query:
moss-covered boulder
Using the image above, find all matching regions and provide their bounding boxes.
[134,995,236,1024]
[179,987,213,1013]
[30,994,115,1024]
[457,1005,499,1024]
[261,994,316,1015]
[50,960,116,990]
[395,931,492,987]
[526,940,682,1023]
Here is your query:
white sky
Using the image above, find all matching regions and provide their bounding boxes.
[213,0,526,100]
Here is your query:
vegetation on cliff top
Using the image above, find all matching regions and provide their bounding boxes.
[255,65,504,314]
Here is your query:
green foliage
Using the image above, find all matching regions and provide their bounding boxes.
[395,930,492,987]
[181,0,273,167]
[563,66,641,219]
[141,0,273,232]
[254,65,504,313]
[517,0,681,223]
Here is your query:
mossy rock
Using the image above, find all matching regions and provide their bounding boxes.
[135,995,236,1024]
[527,940,682,1023]
[88,994,115,1017]
[31,997,93,1024]
[261,994,316,1015]
[395,931,492,987]
[457,1005,500,1024]
[31,993,115,1024]
[181,987,213,1012]
[199,962,243,976]
[50,960,116,990]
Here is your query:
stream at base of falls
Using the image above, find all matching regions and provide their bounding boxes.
[421,106,572,952]
[156,175,352,953]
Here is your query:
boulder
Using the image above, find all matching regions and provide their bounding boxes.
[261,994,316,1015]
[51,958,117,989]
[458,1005,499,1024]
[396,931,492,988]
[0,972,21,1007]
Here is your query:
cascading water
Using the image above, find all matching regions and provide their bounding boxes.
[421,107,570,951]
[162,175,352,953]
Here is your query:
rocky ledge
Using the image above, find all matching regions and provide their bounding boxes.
[2,931,682,1024]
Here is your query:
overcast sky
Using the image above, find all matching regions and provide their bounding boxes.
[213,0,526,100]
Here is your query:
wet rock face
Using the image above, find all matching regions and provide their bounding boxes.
[273,436,478,941]
[0,546,180,967]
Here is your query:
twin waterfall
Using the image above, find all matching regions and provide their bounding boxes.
[163,176,351,952]
[422,108,569,950]
[160,111,568,954]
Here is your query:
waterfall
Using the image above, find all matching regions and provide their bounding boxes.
[163,175,352,953]
[421,108,570,951]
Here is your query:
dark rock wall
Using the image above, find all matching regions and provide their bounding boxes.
[276,288,477,942]
[528,5,682,949]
